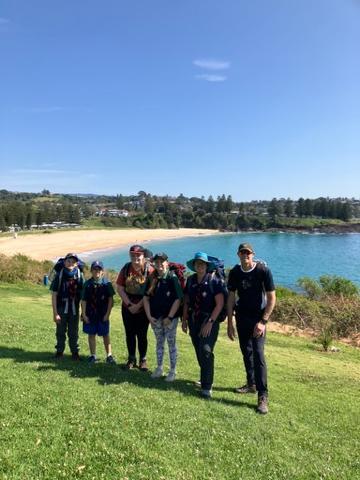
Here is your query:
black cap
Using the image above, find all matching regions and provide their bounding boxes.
[153,252,168,261]
[91,260,104,270]
[238,243,254,253]
[64,253,79,261]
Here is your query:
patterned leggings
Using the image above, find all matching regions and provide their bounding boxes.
[151,318,178,370]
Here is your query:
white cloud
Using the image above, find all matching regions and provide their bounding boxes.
[13,106,67,113]
[13,106,93,114]
[193,59,230,70]
[13,168,75,175]
[195,74,227,82]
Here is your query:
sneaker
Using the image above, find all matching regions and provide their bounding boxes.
[54,351,63,359]
[199,389,212,399]
[139,359,149,371]
[88,355,96,363]
[165,370,176,382]
[151,366,163,379]
[71,352,81,361]
[106,355,116,364]
[257,395,269,415]
[234,384,256,394]
[122,360,136,370]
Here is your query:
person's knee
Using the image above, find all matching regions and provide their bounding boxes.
[202,343,213,359]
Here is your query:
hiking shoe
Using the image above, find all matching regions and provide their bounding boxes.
[151,366,164,379]
[165,370,176,382]
[122,360,136,370]
[199,389,212,399]
[71,352,81,361]
[139,359,149,371]
[87,355,96,363]
[234,384,256,394]
[54,351,63,359]
[257,395,269,415]
[106,355,116,364]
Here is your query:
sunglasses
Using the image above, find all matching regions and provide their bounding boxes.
[239,250,252,255]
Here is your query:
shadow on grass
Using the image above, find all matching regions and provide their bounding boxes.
[0,345,256,410]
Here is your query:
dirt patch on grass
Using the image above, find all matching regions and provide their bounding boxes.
[268,321,360,348]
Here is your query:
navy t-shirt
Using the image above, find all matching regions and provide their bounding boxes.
[227,262,275,317]
[185,273,223,320]
[81,278,115,322]
[145,271,183,319]
[50,267,84,311]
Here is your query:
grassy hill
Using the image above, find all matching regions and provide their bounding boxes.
[0,283,359,480]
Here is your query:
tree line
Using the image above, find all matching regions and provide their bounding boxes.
[0,189,358,231]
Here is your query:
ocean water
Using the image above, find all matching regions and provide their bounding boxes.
[81,232,360,289]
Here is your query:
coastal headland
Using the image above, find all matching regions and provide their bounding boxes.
[0,228,218,261]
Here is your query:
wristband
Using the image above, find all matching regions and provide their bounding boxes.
[167,316,174,320]
[260,318,268,325]
[208,318,215,324]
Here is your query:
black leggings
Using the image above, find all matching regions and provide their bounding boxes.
[122,306,149,362]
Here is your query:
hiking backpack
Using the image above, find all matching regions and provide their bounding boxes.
[48,257,86,284]
[207,256,228,322]
[168,262,187,290]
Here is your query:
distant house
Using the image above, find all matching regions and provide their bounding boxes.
[95,209,129,217]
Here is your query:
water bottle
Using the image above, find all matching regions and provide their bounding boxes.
[43,274,49,286]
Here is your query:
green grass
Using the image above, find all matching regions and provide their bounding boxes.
[0,283,359,480]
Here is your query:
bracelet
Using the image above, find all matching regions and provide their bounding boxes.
[167,316,174,320]
[260,318,268,325]
[208,318,215,323]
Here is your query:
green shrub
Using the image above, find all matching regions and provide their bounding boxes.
[273,294,360,338]
[319,275,359,297]
[275,285,298,299]
[297,275,359,299]
[297,277,323,299]
[0,254,53,284]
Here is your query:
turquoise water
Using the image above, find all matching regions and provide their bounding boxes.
[81,232,360,289]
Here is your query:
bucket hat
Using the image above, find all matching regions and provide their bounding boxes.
[186,252,215,272]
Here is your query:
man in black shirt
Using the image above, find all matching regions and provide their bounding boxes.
[227,243,276,414]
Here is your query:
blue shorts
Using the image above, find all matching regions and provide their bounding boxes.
[83,320,110,336]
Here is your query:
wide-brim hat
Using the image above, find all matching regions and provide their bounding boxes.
[186,251,216,272]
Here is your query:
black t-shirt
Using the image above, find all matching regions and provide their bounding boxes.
[227,262,275,317]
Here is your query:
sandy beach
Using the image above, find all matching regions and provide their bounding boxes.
[0,228,218,261]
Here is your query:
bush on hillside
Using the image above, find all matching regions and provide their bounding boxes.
[298,275,359,299]
[273,294,360,338]
[0,254,54,284]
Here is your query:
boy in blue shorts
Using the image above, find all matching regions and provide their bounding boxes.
[81,260,116,364]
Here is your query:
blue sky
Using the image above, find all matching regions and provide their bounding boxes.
[1,0,359,201]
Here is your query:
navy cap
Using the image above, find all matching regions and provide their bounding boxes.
[91,260,104,270]
[64,253,79,262]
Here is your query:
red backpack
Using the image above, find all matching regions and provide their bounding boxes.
[168,262,187,290]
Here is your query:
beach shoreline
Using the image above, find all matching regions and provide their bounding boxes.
[0,228,218,261]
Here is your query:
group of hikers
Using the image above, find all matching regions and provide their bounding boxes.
[50,242,276,414]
